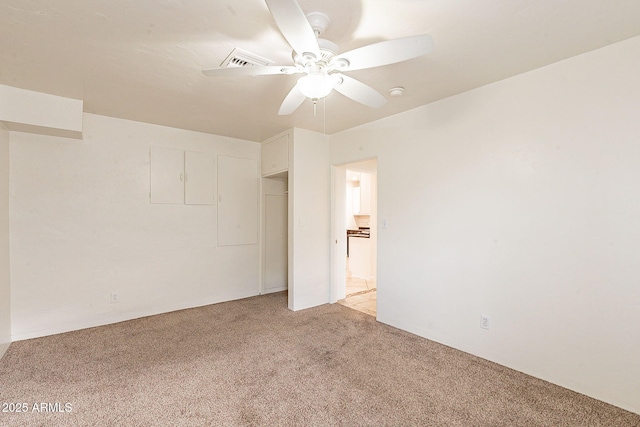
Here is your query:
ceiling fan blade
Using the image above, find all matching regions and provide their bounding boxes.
[333,34,433,72]
[265,0,320,58]
[278,85,306,115]
[202,65,299,77]
[333,74,387,108]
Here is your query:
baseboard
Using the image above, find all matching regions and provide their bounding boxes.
[377,313,640,416]
[263,286,287,294]
[0,342,9,360]
[11,290,260,341]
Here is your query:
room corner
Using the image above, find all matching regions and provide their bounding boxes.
[0,122,11,359]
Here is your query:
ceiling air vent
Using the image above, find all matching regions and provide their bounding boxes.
[221,48,274,68]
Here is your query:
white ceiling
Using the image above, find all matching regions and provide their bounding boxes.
[1,0,640,142]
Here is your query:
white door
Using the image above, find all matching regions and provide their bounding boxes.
[264,194,288,293]
[331,166,347,302]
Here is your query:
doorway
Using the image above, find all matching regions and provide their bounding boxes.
[332,159,377,317]
[262,172,288,295]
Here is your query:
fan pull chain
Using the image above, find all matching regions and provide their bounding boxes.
[323,96,326,135]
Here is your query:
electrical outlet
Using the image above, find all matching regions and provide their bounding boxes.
[110,293,119,304]
[480,315,490,330]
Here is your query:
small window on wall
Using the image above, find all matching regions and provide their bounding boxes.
[217,155,258,246]
[149,146,215,205]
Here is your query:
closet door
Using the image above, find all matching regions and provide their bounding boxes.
[217,156,258,246]
[264,194,288,292]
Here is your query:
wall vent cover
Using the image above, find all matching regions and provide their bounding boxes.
[221,48,274,68]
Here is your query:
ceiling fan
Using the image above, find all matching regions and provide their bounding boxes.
[202,0,434,115]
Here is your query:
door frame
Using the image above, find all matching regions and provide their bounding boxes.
[330,158,378,306]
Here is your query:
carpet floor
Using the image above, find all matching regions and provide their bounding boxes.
[0,292,638,426]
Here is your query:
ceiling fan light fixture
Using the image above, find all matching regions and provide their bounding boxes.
[297,72,334,99]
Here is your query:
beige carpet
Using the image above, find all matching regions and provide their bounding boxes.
[1,292,638,426]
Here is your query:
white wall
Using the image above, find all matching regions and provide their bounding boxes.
[10,113,260,340]
[0,123,10,358]
[0,84,83,139]
[330,36,640,414]
[288,128,331,310]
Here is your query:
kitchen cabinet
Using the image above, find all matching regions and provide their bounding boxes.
[150,146,214,205]
[359,172,371,214]
[261,134,288,176]
[352,172,372,215]
[349,236,371,279]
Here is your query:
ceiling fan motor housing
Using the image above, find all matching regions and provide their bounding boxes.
[293,38,340,72]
